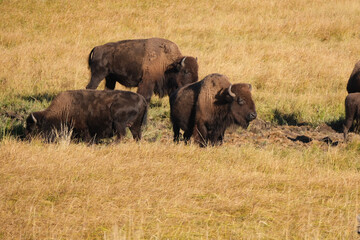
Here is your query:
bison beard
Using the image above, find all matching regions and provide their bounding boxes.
[170,73,257,147]
[86,38,198,103]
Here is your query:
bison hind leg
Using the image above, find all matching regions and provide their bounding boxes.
[86,68,108,89]
[114,122,127,142]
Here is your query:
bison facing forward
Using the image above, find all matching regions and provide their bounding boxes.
[343,92,360,140]
[346,60,360,93]
[26,90,147,143]
[86,38,198,102]
[170,73,257,147]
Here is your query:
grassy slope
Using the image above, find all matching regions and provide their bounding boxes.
[1,0,360,239]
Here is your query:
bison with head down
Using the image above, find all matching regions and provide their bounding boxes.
[25,90,147,143]
[86,38,199,102]
[170,73,257,147]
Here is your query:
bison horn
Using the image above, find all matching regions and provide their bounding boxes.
[181,57,187,67]
[248,84,252,91]
[31,113,37,124]
[228,85,236,98]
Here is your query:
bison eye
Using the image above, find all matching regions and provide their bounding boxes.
[183,70,189,74]
[237,98,245,105]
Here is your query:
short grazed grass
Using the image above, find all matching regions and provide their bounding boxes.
[1,0,360,239]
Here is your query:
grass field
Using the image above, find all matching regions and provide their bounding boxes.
[1,0,360,239]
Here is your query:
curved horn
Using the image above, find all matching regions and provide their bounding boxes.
[31,113,37,124]
[181,57,186,67]
[228,84,236,98]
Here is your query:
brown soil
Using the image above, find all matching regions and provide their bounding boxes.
[225,118,347,147]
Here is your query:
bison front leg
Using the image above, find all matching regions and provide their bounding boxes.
[343,115,354,141]
[172,123,181,143]
[105,75,117,90]
[193,121,208,147]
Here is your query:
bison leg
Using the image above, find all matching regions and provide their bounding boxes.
[129,116,143,141]
[114,122,127,142]
[193,122,208,147]
[344,102,356,141]
[105,74,117,90]
[86,68,107,89]
[172,123,181,143]
[344,116,354,141]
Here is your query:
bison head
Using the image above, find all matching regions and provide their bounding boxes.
[25,112,43,137]
[225,83,257,128]
[165,56,199,96]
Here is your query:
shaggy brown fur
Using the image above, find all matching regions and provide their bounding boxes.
[86,38,198,102]
[170,73,257,147]
[343,92,360,140]
[346,60,360,93]
[26,90,147,143]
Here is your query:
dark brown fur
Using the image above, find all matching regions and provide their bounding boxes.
[343,93,360,140]
[346,61,360,93]
[170,73,257,147]
[25,90,147,143]
[86,38,198,102]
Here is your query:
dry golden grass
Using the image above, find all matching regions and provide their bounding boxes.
[1,0,360,239]
[1,139,359,239]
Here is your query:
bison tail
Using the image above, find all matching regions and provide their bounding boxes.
[88,47,95,68]
[141,104,148,126]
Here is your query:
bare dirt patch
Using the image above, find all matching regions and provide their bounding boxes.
[225,119,347,147]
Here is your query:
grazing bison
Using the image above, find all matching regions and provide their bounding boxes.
[25,90,147,143]
[346,60,360,93]
[86,38,199,102]
[343,92,360,140]
[170,73,257,147]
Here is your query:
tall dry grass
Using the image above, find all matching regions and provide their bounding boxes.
[1,0,360,238]
[1,139,359,239]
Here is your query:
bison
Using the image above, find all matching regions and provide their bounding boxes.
[170,73,257,147]
[343,92,360,140]
[86,38,199,102]
[25,90,147,143]
[346,60,360,93]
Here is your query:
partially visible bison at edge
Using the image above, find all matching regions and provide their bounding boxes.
[346,60,360,93]
[86,38,199,102]
[170,73,257,147]
[25,90,147,143]
[343,92,360,140]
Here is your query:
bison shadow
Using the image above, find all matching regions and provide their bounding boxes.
[272,109,307,126]
[325,116,345,133]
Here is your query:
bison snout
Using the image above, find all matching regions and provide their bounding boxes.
[247,112,257,121]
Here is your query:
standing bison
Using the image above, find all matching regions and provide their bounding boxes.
[86,38,199,102]
[343,92,360,140]
[170,73,257,147]
[346,60,360,93]
[25,90,147,143]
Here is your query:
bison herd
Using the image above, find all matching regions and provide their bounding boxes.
[26,37,360,146]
